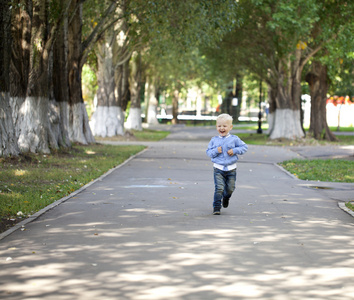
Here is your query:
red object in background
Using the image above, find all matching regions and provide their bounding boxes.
[327,96,353,106]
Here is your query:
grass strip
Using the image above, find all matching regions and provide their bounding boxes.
[345,202,354,211]
[236,132,354,146]
[95,129,170,142]
[279,159,354,183]
[0,144,145,231]
[132,129,170,141]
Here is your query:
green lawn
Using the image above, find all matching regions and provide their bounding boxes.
[0,144,146,232]
[279,159,354,183]
[95,129,170,142]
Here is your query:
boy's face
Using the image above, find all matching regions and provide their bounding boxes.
[216,119,233,137]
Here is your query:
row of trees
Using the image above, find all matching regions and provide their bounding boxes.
[0,0,238,157]
[202,0,353,140]
[1,0,353,157]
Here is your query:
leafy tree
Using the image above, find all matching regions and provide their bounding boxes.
[304,0,353,140]
[133,0,239,124]
[227,0,323,139]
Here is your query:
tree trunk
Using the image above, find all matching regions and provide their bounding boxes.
[0,0,20,156]
[0,95,19,157]
[115,60,130,133]
[68,0,95,144]
[266,83,277,135]
[9,0,30,145]
[172,88,179,125]
[116,60,130,112]
[269,58,304,140]
[305,61,337,141]
[291,48,306,136]
[232,74,242,121]
[223,85,233,115]
[16,0,52,153]
[10,0,30,99]
[92,26,122,137]
[146,77,159,125]
[126,52,142,130]
[52,7,71,148]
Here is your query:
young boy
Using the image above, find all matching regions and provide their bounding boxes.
[206,114,248,215]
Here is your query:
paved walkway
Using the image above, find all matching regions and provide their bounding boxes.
[0,126,353,300]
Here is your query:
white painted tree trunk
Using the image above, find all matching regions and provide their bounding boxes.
[93,25,124,137]
[69,102,95,144]
[48,100,71,148]
[116,107,125,135]
[9,97,24,141]
[58,101,71,147]
[146,81,159,125]
[125,107,142,130]
[0,93,20,156]
[0,3,18,157]
[92,105,124,137]
[266,111,275,135]
[147,103,158,125]
[91,106,124,137]
[17,97,51,153]
[127,52,142,131]
[269,109,305,140]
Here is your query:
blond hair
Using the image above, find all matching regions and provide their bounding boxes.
[216,114,233,123]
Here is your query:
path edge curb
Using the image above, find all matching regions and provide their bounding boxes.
[273,163,299,180]
[0,147,148,241]
[338,202,354,218]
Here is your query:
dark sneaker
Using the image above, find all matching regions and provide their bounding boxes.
[213,208,221,215]
[222,198,229,208]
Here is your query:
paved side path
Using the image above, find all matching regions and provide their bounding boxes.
[0,126,353,300]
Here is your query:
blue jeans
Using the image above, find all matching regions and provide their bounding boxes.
[213,168,237,208]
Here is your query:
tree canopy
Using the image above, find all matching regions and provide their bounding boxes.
[1,0,353,156]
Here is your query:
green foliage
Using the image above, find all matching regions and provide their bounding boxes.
[135,0,239,90]
[82,64,98,117]
[82,0,108,39]
[78,0,354,117]
[213,0,354,91]
[48,0,62,21]
[138,0,238,54]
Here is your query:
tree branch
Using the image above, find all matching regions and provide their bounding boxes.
[300,26,345,70]
[81,1,119,54]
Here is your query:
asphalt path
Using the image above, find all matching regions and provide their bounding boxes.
[0,126,353,300]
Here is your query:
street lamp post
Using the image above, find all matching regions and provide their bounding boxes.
[257,80,263,134]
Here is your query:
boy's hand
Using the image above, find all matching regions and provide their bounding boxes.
[227,149,234,156]
[218,146,222,153]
